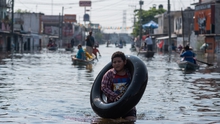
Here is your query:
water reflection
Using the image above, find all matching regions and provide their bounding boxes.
[0,45,220,124]
[189,78,220,123]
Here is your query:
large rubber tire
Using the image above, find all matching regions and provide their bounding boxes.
[90,55,148,118]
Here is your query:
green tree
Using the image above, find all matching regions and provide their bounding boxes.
[15,9,31,13]
[132,7,166,37]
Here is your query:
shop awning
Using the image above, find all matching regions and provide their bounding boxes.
[156,35,177,40]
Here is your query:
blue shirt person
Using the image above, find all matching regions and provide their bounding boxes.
[180,45,196,64]
[76,45,85,60]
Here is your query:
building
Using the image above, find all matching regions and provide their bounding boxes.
[154,11,182,52]
[14,13,42,52]
[193,0,220,54]
[41,14,77,47]
[0,0,10,51]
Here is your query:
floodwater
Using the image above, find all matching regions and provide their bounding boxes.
[0,44,220,124]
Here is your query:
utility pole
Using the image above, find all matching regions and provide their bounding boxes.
[84,7,86,45]
[61,6,64,48]
[181,8,185,46]
[139,0,143,43]
[134,14,136,27]
[128,5,136,27]
[59,13,61,46]
[11,0,14,54]
[122,10,127,33]
[168,0,172,55]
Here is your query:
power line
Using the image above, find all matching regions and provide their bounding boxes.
[92,0,127,11]
[17,0,32,11]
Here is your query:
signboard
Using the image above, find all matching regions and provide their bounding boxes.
[41,15,60,22]
[79,0,91,7]
[64,14,77,23]
[44,26,59,35]
[195,4,211,10]
[200,0,214,3]
[83,14,90,21]
[194,8,212,34]
[63,23,73,37]
[91,23,100,28]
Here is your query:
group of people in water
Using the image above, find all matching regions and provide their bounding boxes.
[76,31,136,121]
[99,45,198,121]
[98,45,199,122]
[76,44,101,61]
[76,31,101,61]
[47,39,57,48]
[75,31,202,121]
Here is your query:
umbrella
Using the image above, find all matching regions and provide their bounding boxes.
[142,20,158,29]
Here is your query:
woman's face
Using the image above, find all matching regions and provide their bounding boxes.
[112,57,126,72]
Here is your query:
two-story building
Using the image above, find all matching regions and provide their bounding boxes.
[0,0,10,51]
[154,11,183,52]
[193,0,220,54]
[14,13,43,52]
[40,14,77,48]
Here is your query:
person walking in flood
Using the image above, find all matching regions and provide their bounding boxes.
[71,38,75,48]
[85,31,95,55]
[145,34,153,52]
[101,51,136,121]
[92,46,101,61]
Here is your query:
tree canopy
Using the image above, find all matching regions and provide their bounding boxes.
[15,9,31,13]
[132,7,166,37]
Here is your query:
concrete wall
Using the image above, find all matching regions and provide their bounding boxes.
[182,9,194,44]
[163,13,174,34]
[215,5,220,34]
[173,11,182,35]
[154,14,164,34]
[14,13,41,34]
[0,0,7,19]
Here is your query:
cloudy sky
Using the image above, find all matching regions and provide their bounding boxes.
[14,0,199,33]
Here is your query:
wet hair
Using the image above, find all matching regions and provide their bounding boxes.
[111,51,126,62]
[184,45,190,50]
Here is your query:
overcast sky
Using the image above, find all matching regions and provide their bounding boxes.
[14,0,199,33]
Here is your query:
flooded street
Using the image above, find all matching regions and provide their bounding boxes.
[0,44,220,124]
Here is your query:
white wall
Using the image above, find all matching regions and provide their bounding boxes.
[190,31,200,51]
[156,15,164,34]
[174,16,182,34]
[14,13,41,34]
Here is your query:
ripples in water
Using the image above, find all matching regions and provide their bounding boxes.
[0,45,220,124]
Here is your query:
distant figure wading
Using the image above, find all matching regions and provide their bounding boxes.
[85,31,95,55]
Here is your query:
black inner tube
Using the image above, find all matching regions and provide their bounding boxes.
[90,55,148,119]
